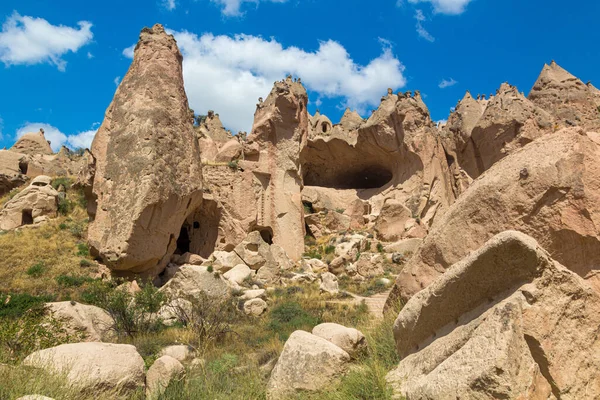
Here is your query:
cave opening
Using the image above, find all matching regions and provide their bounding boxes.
[254,227,273,245]
[303,165,393,190]
[21,209,33,226]
[176,223,191,254]
[18,160,28,175]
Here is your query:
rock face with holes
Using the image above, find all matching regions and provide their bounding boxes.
[10,129,53,156]
[87,24,203,276]
[0,175,58,230]
[300,91,456,239]
[23,343,145,396]
[387,231,600,400]
[388,128,600,305]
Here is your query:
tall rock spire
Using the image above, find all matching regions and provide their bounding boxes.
[88,24,203,276]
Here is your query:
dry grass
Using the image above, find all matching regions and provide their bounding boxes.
[0,190,97,298]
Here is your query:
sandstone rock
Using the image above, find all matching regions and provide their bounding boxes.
[373,199,412,242]
[300,258,328,273]
[355,253,385,278]
[319,272,339,295]
[529,61,600,131]
[16,396,55,400]
[23,343,145,396]
[46,301,114,342]
[10,129,53,155]
[214,138,243,162]
[267,330,350,399]
[248,77,309,262]
[312,323,367,359]
[158,345,194,362]
[383,238,422,255]
[0,175,58,230]
[387,231,600,400]
[88,24,203,276]
[223,264,254,286]
[243,298,267,316]
[389,128,600,304]
[146,355,185,399]
[160,264,230,303]
[174,252,205,265]
[233,231,272,270]
[239,289,266,301]
[305,211,351,239]
[208,250,245,272]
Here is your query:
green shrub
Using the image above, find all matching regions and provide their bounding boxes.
[76,243,89,256]
[79,259,92,268]
[377,243,384,253]
[303,249,322,260]
[50,177,73,190]
[0,293,54,319]
[335,208,345,214]
[58,223,68,230]
[227,160,239,170]
[57,197,73,215]
[55,274,94,288]
[324,245,335,254]
[207,265,214,273]
[268,301,318,340]
[26,262,46,278]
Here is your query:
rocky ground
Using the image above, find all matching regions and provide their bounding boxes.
[1,23,600,400]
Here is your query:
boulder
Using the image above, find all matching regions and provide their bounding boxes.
[233,231,272,270]
[387,231,600,399]
[88,24,203,276]
[383,238,422,255]
[266,330,351,399]
[208,251,245,272]
[319,272,339,295]
[312,323,367,359]
[0,175,58,230]
[373,199,412,242]
[223,264,254,286]
[214,139,243,162]
[146,355,185,399]
[354,254,385,278]
[160,264,230,303]
[146,356,185,399]
[239,289,266,301]
[243,298,267,316]
[158,345,194,363]
[46,301,114,342]
[22,343,145,396]
[174,252,205,265]
[305,211,351,239]
[389,128,600,304]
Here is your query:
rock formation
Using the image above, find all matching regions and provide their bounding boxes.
[529,61,600,131]
[0,175,58,230]
[389,128,600,304]
[87,24,203,276]
[388,231,600,399]
[10,129,53,155]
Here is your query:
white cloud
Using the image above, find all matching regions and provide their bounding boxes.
[407,0,473,15]
[15,122,96,151]
[122,44,135,59]
[439,78,457,88]
[114,76,121,86]
[210,0,288,16]
[132,31,405,133]
[162,0,176,10]
[0,12,93,71]
[87,51,94,59]
[414,9,435,42]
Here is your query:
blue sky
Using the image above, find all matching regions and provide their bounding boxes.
[0,0,598,150]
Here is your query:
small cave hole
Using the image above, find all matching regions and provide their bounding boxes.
[259,228,273,245]
[21,210,33,225]
[18,160,28,175]
[176,224,191,254]
[321,122,329,133]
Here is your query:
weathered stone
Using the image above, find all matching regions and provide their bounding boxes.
[0,175,58,230]
[23,343,145,396]
[88,24,203,276]
[319,272,339,295]
[160,264,230,303]
[10,129,53,155]
[312,323,367,359]
[146,355,185,399]
[267,331,350,399]
[243,298,267,316]
[46,301,114,342]
[373,199,412,242]
[158,345,194,363]
[223,264,254,286]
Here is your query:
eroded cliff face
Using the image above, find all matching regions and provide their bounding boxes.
[88,24,203,276]
[300,90,456,241]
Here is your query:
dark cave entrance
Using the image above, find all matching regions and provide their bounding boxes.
[176,223,191,254]
[21,209,33,225]
[175,199,222,258]
[303,165,394,190]
[258,227,273,245]
[18,160,28,175]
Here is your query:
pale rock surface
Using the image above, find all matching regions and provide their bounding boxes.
[146,355,185,399]
[354,253,385,278]
[206,250,245,272]
[88,24,203,276]
[389,128,600,304]
[312,323,367,359]
[387,231,600,400]
[243,298,267,316]
[16,396,55,400]
[23,343,145,396]
[383,238,422,255]
[46,301,114,342]
[319,272,339,294]
[373,199,412,241]
[223,264,254,286]
[160,264,230,303]
[10,129,53,155]
[0,175,58,230]
[158,345,194,362]
[266,330,351,399]
[239,289,266,301]
[214,138,243,162]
